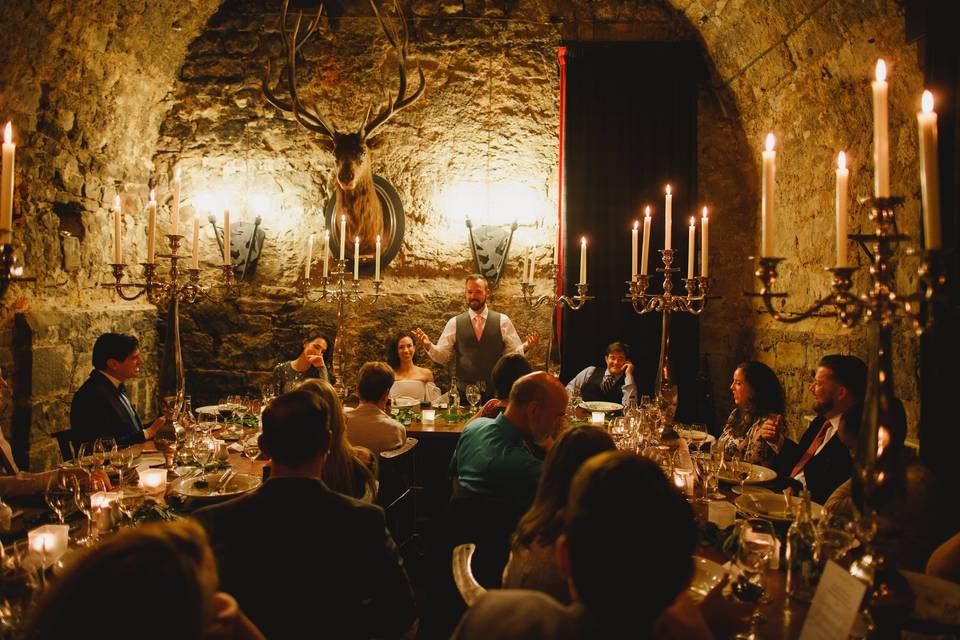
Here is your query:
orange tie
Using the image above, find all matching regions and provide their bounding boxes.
[472,315,484,341]
[790,418,830,478]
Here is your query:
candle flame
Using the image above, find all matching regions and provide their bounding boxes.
[665,184,672,195]
[149,188,156,203]
[702,206,708,219]
[644,205,651,218]
[838,151,846,170]
[689,216,696,227]
[765,133,776,152]
[875,59,886,82]
[376,234,381,243]
[325,229,330,238]
[341,214,346,223]
[354,236,359,243]
[921,90,934,114]
[3,122,11,145]
[633,220,639,230]
[580,237,587,247]
[113,195,121,211]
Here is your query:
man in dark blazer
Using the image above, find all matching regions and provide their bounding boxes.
[69,333,164,446]
[777,354,867,504]
[194,390,416,640]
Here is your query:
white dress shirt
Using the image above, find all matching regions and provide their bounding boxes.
[794,413,841,488]
[565,366,637,406]
[426,306,525,365]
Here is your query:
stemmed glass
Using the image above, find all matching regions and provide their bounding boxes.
[75,442,100,476]
[114,446,136,491]
[98,437,117,471]
[242,438,261,462]
[192,438,214,473]
[70,474,106,546]
[465,384,481,413]
[733,458,754,496]
[816,511,859,568]
[687,422,709,455]
[732,518,777,639]
[43,474,72,524]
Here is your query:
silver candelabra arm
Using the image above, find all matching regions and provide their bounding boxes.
[623,249,712,316]
[103,262,157,301]
[520,281,592,310]
[747,257,862,325]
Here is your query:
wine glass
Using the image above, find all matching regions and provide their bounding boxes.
[117,489,145,527]
[98,437,117,470]
[687,422,708,454]
[465,384,481,412]
[732,518,777,639]
[91,439,107,471]
[70,474,105,546]
[43,474,72,524]
[733,458,754,496]
[243,439,261,462]
[75,442,100,476]
[816,511,858,567]
[192,438,214,472]
[114,446,136,491]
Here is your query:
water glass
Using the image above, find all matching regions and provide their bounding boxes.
[43,474,72,524]
[465,384,481,411]
[815,511,858,567]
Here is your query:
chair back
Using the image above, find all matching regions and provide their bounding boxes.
[452,543,488,606]
[377,437,418,548]
[51,430,77,463]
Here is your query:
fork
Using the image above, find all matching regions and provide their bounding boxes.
[217,469,236,494]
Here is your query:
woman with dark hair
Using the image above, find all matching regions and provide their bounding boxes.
[719,361,786,467]
[500,425,616,601]
[385,332,440,403]
[271,334,332,395]
[466,353,533,423]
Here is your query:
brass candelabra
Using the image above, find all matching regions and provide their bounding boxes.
[519,267,592,374]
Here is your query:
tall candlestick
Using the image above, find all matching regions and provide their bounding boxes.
[305,233,315,279]
[687,217,696,279]
[375,234,381,281]
[872,59,890,198]
[146,189,157,263]
[339,214,346,261]
[191,215,200,269]
[170,165,181,235]
[524,246,532,284]
[579,237,587,285]
[113,195,122,264]
[835,151,849,267]
[701,207,709,278]
[641,206,651,276]
[664,185,673,250]
[527,246,535,282]
[761,133,777,256]
[222,210,230,266]
[918,90,942,249]
[1,123,16,244]
[631,221,638,277]
[323,229,330,277]
[353,236,360,280]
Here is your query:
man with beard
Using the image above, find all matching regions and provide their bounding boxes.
[564,342,636,406]
[413,275,538,401]
[777,354,866,504]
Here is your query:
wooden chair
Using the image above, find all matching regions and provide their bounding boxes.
[377,437,418,549]
[452,543,488,606]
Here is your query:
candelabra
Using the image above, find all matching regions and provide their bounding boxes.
[519,267,592,373]
[104,233,237,406]
[298,259,383,398]
[624,249,712,415]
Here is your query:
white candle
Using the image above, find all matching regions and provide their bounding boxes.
[339,214,346,261]
[375,234,382,281]
[591,411,605,425]
[113,195,123,264]
[687,217,696,279]
[222,209,230,266]
[191,215,200,269]
[139,468,167,493]
[524,247,531,284]
[146,190,157,263]
[305,233,315,279]
[1,122,16,244]
[836,151,850,266]
[872,59,890,198]
[761,133,777,256]
[701,207,709,277]
[631,221,638,277]
[918,90,942,249]
[527,246,535,282]
[664,185,673,250]
[323,229,330,277]
[421,408,436,424]
[579,237,587,285]
[641,206,651,276]
[170,165,181,235]
[353,236,360,280]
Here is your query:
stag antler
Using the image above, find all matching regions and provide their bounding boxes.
[361,0,426,140]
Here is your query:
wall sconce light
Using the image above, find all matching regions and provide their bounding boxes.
[208,214,265,280]
[465,216,517,289]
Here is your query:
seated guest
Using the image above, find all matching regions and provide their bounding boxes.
[271,333,332,395]
[346,362,406,454]
[502,425,615,601]
[452,451,704,639]
[70,333,165,446]
[776,354,866,504]
[564,342,636,406]
[298,378,378,502]
[386,332,441,403]
[467,353,533,424]
[23,519,264,640]
[825,399,936,572]
[718,361,786,468]
[195,390,416,640]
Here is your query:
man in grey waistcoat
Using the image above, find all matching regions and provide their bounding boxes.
[413,275,538,402]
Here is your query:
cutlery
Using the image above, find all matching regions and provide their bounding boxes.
[217,469,236,494]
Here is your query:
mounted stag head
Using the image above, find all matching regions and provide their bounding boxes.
[263,0,425,259]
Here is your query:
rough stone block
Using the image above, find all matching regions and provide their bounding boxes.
[31,346,73,397]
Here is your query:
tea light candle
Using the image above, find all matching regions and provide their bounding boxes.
[421,408,436,425]
[591,411,605,425]
[139,468,167,493]
[90,491,121,509]
[673,469,694,496]
[28,525,69,564]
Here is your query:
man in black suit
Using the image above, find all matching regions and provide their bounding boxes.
[777,354,867,504]
[194,390,416,640]
[69,333,164,446]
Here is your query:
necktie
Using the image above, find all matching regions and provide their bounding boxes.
[116,384,140,429]
[600,373,617,394]
[790,417,829,478]
[472,314,484,341]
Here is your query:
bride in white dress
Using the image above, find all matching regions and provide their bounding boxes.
[387,333,441,404]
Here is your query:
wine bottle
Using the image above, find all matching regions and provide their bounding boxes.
[785,487,818,602]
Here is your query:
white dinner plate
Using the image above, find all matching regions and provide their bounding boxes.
[135,453,165,469]
[688,556,726,602]
[195,405,221,416]
[170,472,261,500]
[675,428,716,445]
[391,396,420,409]
[717,463,778,485]
[579,401,624,413]
[735,493,822,522]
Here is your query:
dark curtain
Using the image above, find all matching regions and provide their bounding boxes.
[560,43,704,420]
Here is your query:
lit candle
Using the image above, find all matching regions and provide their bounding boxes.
[339,214,346,261]
[353,236,360,280]
[421,408,436,425]
[631,221,639,278]
[579,237,587,285]
[170,164,181,235]
[191,215,200,269]
[146,189,157,263]
[687,216,696,279]
[1,122,16,244]
[664,185,673,250]
[375,234,381,281]
[527,246,535,282]
[113,195,123,264]
[836,152,849,267]
[918,90,942,249]
[591,411,605,425]
[28,525,69,565]
[641,206,651,276]
[222,210,230,266]
[701,207,709,277]
[323,229,330,278]
[872,59,889,198]
[524,246,531,284]
[761,133,777,256]
[305,233,315,279]
[139,468,167,493]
